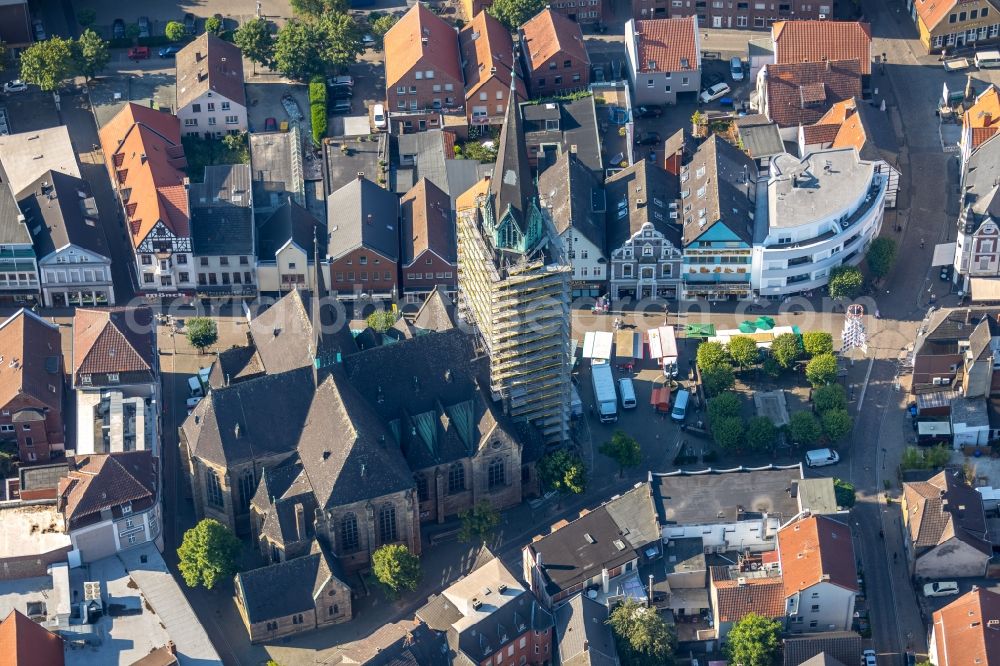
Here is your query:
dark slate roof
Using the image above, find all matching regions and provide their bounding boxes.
[0,159,33,246]
[208,344,265,388]
[537,151,606,252]
[605,159,680,252]
[522,98,603,175]
[782,632,863,666]
[235,540,346,624]
[297,370,414,509]
[555,594,619,666]
[18,170,108,259]
[915,309,1000,357]
[736,122,785,159]
[326,177,400,262]
[359,622,450,666]
[341,330,496,469]
[189,164,254,256]
[61,451,158,526]
[251,460,318,548]
[183,366,314,467]
[257,199,326,262]
[491,93,535,235]
[413,287,457,332]
[852,101,899,164]
[682,135,758,246]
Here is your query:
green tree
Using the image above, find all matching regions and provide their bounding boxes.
[599,430,642,478]
[789,411,822,447]
[696,340,729,369]
[701,364,735,397]
[186,317,218,353]
[828,265,864,299]
[770,332,803,370]
[176,519,241,590]
[725,613,782,666]
[366,309,398,332]
[165,21,187,42]
[458,500,500,543]
[727,335,759,369]
[538,450,586,497]
[488,0,547,30]
[713,416,744,450]
[746,416,778,451]
[316,13,364,70]
[274,20,327,80]
[291,0,349,15]
[370,14,398,48]
[866,237,898,280]
[812,384,847,414]
[371,544,421,596]
[708,393,741,424]
[205,16,224,35]
[607,598,676,666]
[925,445,951,469]
[233,18,275,70]
[805,353,839,387]
[19,36,75,92]
[802,331,834,357]
[900,446,925,470]
[0,41,7,72]
[77,8,97,28]
[833,478,856,508]
[221,131,249,162]
[74,30,111,80]
[821,408,853,442]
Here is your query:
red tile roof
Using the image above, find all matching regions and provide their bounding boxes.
[58,451,157,528]
[802,123,842,145]
[460,11,525,101]
[400,178,455,266]
[964,85,1000,153]
[772,20,872,75]
[634,17,700,73]
[711,567,786,623]
[778,515,858,597]
[932,588,1000,666]
[915,0,976,32]
[0,610,64,666]
[384,4,463,88]
[73,307,156,378]
[98,104,189,248]
[764,59,863,128]
[0,309,63,414]
[520,9,589,73]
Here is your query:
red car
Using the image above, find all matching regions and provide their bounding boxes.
[264,117,277,132]
[127,47,150,60]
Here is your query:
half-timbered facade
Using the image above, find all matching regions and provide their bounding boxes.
[98,104,194,296]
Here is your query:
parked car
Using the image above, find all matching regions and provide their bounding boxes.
[159,45,181,58]
[940,265,952,281]
[804,448,840,467]
[635,105,663,118]
[138,16,150,39]
[861,650,877,666]
[362,34,376,47]
[113,18,125,40]
[635,131,661,146]
[327,75,355,88]
[184,12,196,34]
[704,72,724,87]
[128,47,151,60]
[923,581,960,597]
[329,85,353,100]
[264,117,278,132]
[332,98,352,114]
[32,19,45,41]
[3,80,28,93]
[700,82,732,104]
[373,103,387,130]
[731,56,744,81]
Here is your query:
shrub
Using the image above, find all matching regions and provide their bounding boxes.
[707,393,741,423]
[813,384,847,413]
[834,479,856,508]
[696,341,729,370]
[805,353,839,387]
[802,331,834,357]
[746,416,778,451]
[701,364,735,397]
[788,411,822,447]
[311,101,327,147]
[713,416,744,450]
[770,332,803,369]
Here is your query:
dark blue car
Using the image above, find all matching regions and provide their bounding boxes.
[159,46,182,58]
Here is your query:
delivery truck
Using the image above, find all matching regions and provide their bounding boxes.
[591,362,618,423]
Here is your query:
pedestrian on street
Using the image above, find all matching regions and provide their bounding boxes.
[920,238,925,248]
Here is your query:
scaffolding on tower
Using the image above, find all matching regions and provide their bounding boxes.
[841,303,868,360]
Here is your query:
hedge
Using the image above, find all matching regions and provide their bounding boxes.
[309,76,327,147]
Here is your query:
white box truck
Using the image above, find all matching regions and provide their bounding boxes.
[591,362,618,423]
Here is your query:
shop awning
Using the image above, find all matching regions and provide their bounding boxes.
[583,331,614,360]
[971,278,1000,302]
[932,242,956,267]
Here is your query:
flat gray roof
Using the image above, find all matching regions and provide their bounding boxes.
[738,122,785,159]
[652,466,804,525]
[768,148,875,230]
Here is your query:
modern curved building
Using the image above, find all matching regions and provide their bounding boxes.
[751,147,887,298]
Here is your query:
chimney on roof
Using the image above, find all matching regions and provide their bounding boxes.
[167,641,177,655]
[234,423,241,438]
[583,641,589,652]
[140,153,147,165]
[196,51,204,62]
[357,171,365,180]
[985,113,993,127]
[295,503,307,541]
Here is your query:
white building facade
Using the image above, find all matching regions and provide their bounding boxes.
[752,148,887,298]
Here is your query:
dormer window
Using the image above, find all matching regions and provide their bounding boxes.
[122,503,132,515]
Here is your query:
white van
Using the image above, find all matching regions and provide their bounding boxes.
[671,389,690,422]
[976,50,1000,68]
[188,375,204,397]
[805,448,840,468]
[619,378,637,409]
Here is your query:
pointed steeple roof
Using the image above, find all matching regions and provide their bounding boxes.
[490,76,534,234]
